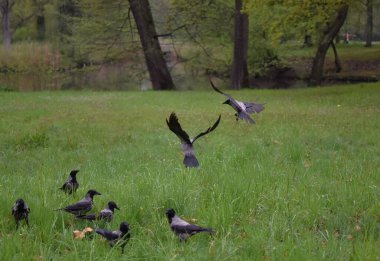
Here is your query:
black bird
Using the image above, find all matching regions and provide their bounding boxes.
[76,201,120,222]
[56,189,101,216]
[166,112,221,168]
[210,80,264,124]
[11,198,30,229]
[96,221,130,253]
[60,169,79,194]
[165,208,214,241]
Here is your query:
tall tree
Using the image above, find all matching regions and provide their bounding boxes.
[0,0,15,50]
[231,0,249,89]
[364,0,373,47]
[129,0,175,90]
[309,4,348,86]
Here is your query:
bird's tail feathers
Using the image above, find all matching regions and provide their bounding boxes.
[95,228,107,237]
[238,112,255,124]
[206,228,215,234]
[76,214,96,220]
[197,227,214,233]
[184,155,199,168]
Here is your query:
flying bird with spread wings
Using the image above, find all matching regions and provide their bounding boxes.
[166,112,221,168]
[210,80,264,124]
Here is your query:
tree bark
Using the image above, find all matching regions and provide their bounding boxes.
[330,41,341,73]
[364,0,373,47]
[230,0,249,89]
[129,0,175,90]
[309,5,348,86]
[36,14,45,41]
[1,0,13,50]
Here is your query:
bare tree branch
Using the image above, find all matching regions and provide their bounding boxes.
[154,25,185,38]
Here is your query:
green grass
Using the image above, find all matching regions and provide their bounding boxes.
[281,42,380,60]
[0,84,379,260]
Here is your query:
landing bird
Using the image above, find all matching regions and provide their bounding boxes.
[96,221,130,253]
[11,198,30,229]
[60,169,79,194]
[76,201,120,222]
[56,189,101,216]
[165,208,214,241]
[166,112,221,168]
[210,80,264,124]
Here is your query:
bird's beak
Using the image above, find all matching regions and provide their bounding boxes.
[116,206,120,210]
[223,100,229,104]
[95,192,101,195]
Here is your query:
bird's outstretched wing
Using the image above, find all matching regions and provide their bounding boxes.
[244,102,265,114]
[166,113,191,144]
[192,114,221,143]
[210,80,242,109]
[210,80,232,99]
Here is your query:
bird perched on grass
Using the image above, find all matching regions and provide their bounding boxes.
[60,169,79,194]
[76,201,120,222]
[96,221,130,253]
[56,189,101,216]
[210,80,264,124]
[165,208,214,241]
[11,198,30,229]
[166,112,221,168]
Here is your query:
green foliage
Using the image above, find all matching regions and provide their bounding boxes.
[167,0,234,75]
[0,84,380,259]
[57,0,135,67]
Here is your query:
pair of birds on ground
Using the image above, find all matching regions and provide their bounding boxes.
[167,80,265,168]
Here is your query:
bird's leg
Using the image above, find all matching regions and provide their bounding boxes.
[26,217,30,227]
[16,220,19,230]
[234,113,239,121]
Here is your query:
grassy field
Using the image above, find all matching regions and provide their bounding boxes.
[0,84,379,260]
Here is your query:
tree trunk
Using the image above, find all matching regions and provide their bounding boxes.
[330,41,341,73]
[1,0,12,50]
[230,0,249,89]
[364,0,373,47]
[309,5,348,86]
[303,35,313,47]
[36,15,45,41]
[36,5,45,41]
[129,0,175,90]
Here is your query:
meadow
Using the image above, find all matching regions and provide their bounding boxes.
[0,84,379,260]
